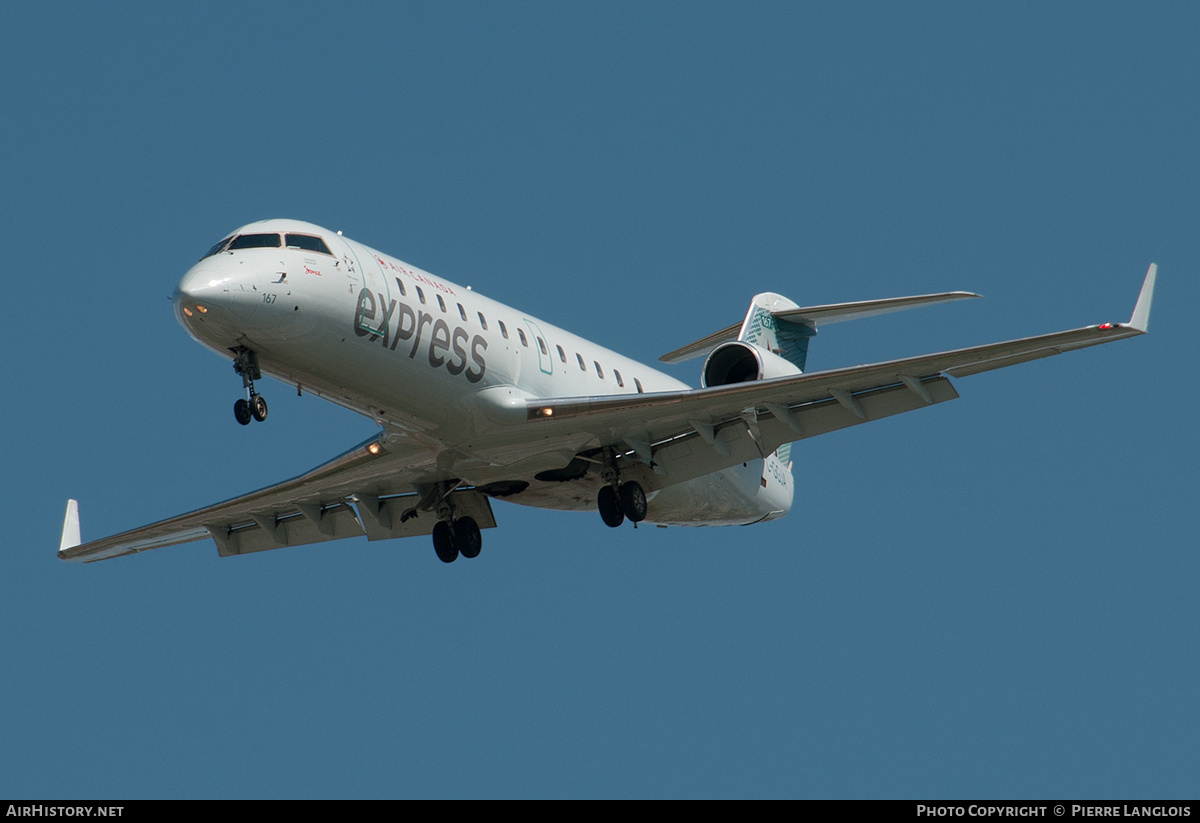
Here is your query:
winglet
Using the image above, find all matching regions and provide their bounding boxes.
[59,499,81,553]
[1128,263,1157,332]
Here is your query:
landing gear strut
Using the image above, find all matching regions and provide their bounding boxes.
[596,447,648,528]
[232,347,268,426]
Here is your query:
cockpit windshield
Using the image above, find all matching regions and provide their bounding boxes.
[285,234,332,255]
[201,235,235,259]
[201,231,332,260]
[229,233,282,250]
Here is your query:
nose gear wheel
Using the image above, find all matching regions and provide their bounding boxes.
[231,347,268,425]
[234,399,252,426]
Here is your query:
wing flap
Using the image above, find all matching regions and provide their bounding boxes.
[647,377,960,487]
[207,502,366,557]
[59,434,449,563]
[354,490,497,543]
[203,491,497,557]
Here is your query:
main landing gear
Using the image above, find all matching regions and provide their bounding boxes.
[407,481,484,564]
[596,447,648,529]
[432,516,482,564]
[597,482,648,528]
[232,347,268,426]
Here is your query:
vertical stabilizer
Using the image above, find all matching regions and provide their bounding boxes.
[739,293,817,372]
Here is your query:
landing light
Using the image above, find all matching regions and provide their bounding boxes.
[182,307,193,317]
[196,304,208,314]
[367,442,382,455]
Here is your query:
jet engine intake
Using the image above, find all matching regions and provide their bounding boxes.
[701,341,803,388]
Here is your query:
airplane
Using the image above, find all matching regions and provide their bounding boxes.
[57,219,1157,565]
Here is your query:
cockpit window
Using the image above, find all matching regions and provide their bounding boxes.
[285,234,332,255]
[200,236,235,260]
[228,233,282,250]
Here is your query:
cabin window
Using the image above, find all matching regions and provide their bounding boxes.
[537,337,548,356]
[499,321,508,339]
[614,369,624,388]
[594,361,604,379]
[635,378,644,394]
[228,233,281,250]
[285,234,332,255]
[436,295,446,312]
[577,353,586,370]
[518,328,529,347]
[416,287,426,305]
[556,345,567,363]
[458,303,467,322]
[477,312,488,330]
[394,279,406,296]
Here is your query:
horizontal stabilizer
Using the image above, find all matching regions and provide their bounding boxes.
[660,291,979,364]
[772,291,980,326]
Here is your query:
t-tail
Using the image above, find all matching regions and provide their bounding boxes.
[662,288,982,480]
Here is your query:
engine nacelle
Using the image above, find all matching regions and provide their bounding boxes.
[701,341,803,387]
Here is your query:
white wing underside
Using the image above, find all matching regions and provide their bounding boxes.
[59,266,1156,563]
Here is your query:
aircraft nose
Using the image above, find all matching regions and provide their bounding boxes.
[175,266,215,306]
[174,264,259,333]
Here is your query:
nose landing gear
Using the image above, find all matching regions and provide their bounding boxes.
[233,394,268,425]
[232,347,268,426]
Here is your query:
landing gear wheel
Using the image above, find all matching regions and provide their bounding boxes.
[619,481,648,523]
[598,485,625,528]
[232,348,266,426]
[234,398,252,426]
[432,521,458,563]
[454,517,482,559]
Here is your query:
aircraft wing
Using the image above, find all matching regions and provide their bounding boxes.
[57,434,495,563]
[525,265,1157,471]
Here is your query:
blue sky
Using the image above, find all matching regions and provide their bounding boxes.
[2,3,1197,799]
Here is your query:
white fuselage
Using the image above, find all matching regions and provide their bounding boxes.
[173,219,793,526]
